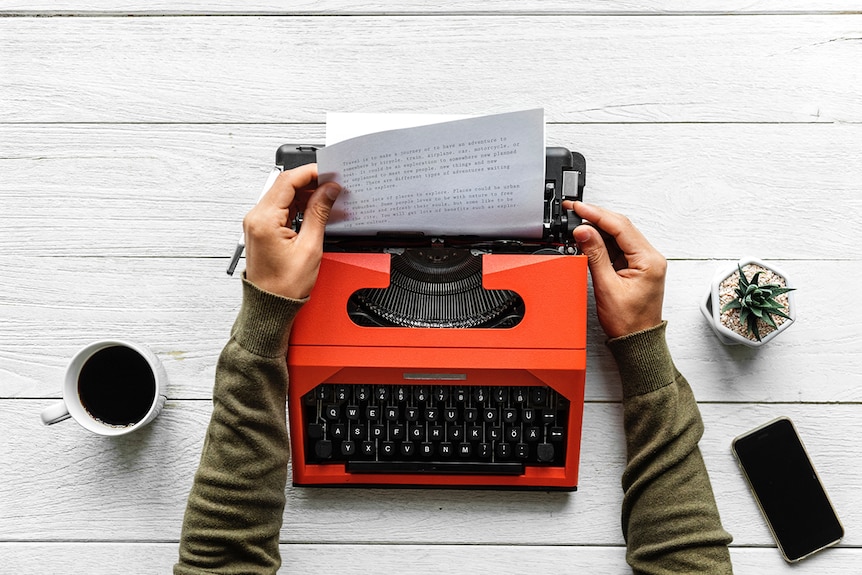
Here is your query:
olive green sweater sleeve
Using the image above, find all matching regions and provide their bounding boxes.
[607,322,733,575]
[175,277,304,575]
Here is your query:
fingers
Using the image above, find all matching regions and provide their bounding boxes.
[260,163,320,210]
[573,223,619,287]
[297,182,342,246]
[570,202,654,258]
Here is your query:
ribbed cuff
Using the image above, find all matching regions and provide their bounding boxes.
[230,275,307,358]
[606,321,675,398]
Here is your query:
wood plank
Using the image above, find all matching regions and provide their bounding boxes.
[2,542,861,575]
[1,15,861,123]
[2,401,860,552]
[2,257,861,403]
[2,123,861,260]
[3,1,862,15]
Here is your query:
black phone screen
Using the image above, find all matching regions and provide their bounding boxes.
[732,417,843,562]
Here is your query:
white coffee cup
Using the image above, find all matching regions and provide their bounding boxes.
[40,340,167,436]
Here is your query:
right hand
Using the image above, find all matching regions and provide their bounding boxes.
[563,201,667,339]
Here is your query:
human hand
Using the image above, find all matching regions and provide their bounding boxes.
[243,163,341,300]
[562,201,667,339]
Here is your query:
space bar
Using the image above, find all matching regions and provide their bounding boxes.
[346,461,525,475]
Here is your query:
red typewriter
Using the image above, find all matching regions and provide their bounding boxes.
[283,144,588,490]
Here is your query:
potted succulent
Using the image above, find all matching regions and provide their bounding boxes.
[701,257,796,347]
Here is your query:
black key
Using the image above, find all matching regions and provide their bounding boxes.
[521,408,536,424]
[473,387,487,402]
[361,441,376,457]
[416,386,429,402]
[341,441,356,456]
[513,387,528,403]
[420,442,434,457]
[448,426,463,441]
[458,443,473,457]
[429,425,444,440]
[502,408,518,424]
[463,407,478,423]
[468,426,483,441]
[515,443,530,459]
[316,385,329,400]
[444,407,459,422]
[507,426,522,442]
[425,407,439,422]
[385,406,400,421]
[549,427,565,442]
[350,423,366,439]
[375,386,389,402]
[325,404,340,420]
[371,424,385,439]
[488,426,503,441]
[531,387,548,405]
[477,443,492,459]
[366,406,381,421]
[345,405,361,420]
[439,442,454,457]
[405,406,420,422]
[303,390,316,406]
[536,443,555,462]
[496,442,511,459]
[409,425,424,440]
[400,441,416,457]
[314,440,332,459]
[434,386,449,402]
[525,427,541,442]
[390,424,405,441]
[335,385,350,401]
[308,423,324,440]
[483,408,498,423]
[396,387,408,402]
[454,388,468,402]
[542,410,557,425]
[346,461,525,475]
[494,387,509,403]
[381,441,396,457]
[356,385,370,402]
[330,424,346,440]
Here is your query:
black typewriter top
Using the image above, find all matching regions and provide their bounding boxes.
[278,144,586,255]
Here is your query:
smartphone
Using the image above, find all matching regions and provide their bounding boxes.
[732,417,844,562]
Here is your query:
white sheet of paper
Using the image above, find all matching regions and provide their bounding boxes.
[325,112,471,145]
[317,108,546,238]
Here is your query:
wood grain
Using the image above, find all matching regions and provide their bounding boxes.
[1,15,861,123]
[3,543,862,575]
[2,123,860,260]
[3,401,860,549]
[3,1,862,15]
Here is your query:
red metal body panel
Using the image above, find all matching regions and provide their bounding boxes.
[287,253,588,489]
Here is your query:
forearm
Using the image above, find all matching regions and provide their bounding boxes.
[608,322,733,575]
[176,278,304,575]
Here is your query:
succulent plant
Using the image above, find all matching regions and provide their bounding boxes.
[721,264,795,341]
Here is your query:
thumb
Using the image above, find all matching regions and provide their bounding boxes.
[298,182,342,243]
[573,224,617,287]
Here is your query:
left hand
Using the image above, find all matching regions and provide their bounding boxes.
[243,163,341,299]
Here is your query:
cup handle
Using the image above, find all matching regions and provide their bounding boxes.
[41,400,71,425]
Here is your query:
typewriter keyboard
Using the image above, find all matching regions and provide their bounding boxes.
[301,384,569,475]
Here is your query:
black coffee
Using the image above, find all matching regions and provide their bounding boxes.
[78,345,156,427]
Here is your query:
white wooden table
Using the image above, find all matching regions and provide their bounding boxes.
[2,2,861,573]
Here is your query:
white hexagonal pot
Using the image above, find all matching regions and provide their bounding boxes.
[700,257,796,347]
